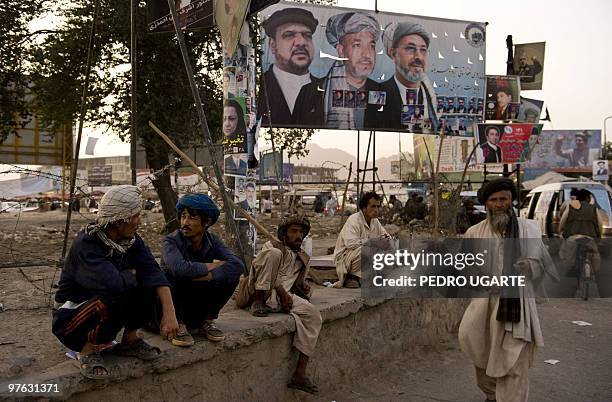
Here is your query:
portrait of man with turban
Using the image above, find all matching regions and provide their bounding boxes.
[294,11,381,129]
[364,21,440,132]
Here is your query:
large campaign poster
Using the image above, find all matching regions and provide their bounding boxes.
[414,134,477,177]
[147,0,214,33]
[524,130,602,173]
[475,123,542,165]
[514,42,545,90]
[258,2,486,134]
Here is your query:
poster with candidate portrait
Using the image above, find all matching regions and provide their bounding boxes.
[146,0,214,33]
[258,2,486,135]
[524,130,602,174]
[484,75,521,121]
[215,0,251,57]
[593,160,609,181]
[413,134,477,178]
[514,42,545,90]
[517,97,543,124]
[475,123,542,165]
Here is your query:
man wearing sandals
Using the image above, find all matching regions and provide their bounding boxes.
[52,185,179,379]
[236,215,322,394]
[160,193,244,346]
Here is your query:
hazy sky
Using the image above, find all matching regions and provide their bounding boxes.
[6,0,612,165]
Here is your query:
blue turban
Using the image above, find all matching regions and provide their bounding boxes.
[176,193,220,224]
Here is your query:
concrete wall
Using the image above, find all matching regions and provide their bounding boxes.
[70,298,467,402]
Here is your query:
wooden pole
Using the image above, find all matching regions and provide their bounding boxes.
[149,121,278,242]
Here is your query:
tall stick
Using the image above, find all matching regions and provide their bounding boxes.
[61,0,100,262]
[165,0,245,257]
[337,162,353,231]
[149,121,278,242]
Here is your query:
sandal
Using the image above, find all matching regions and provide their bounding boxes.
[76,352,109,380]
[250,301,272,317]
[287,377,319,394]
[114,338,161,361]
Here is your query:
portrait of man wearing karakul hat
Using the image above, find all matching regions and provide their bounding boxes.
[293,11,381,130]
[364,21,440,132]
[256,8,322,127]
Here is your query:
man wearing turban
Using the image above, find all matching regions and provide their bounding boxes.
[294,11,381,129]
[364,21,440,132]
[458,179,558,401]
[160,193,245,346]
[53,185,179,379]
[235,215,322,394]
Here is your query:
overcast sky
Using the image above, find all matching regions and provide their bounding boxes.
[5,0,612,167]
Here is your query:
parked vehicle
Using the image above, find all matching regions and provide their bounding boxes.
[520,181,612,237]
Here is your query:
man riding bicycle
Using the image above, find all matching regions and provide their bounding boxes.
[559,189,602,296]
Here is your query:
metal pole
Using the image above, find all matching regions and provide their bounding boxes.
[372,131,376,191]
[357,130,360,196]
[130,0,137,185]
[360,131,373,195]
[61,0,100,262]
[604,115,612,159]
[166,0,244,258]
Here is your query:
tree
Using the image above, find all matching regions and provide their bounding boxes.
[29,0,224,231]
[0,1,47,141]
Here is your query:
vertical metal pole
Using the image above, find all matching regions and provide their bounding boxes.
[372,130,376,191]
[61,0,100,262]
[516,163,521,215]
[357,130,360,197]
[166,0,244,258]
[130,0,137,185]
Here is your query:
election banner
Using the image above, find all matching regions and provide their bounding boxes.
[215,0,251,57]
[517,96,543,124]
[514,42,545,90]
[146,0,214,33]
[593,160,609,181]
[413,135,477,178]
[524,130,602,173]
[475,123,542,165]
[258,2,486,134]
[484,75,521,121]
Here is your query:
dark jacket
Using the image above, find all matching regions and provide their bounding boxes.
[161,230,244,284]
[293,76,378,129]
[257,67,319,127]
[563,202,601,238]
[480,142,503,163]
[55,230,169,304]
[364,77,403,130]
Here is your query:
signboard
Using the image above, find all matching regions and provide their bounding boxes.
[524,130,601,172]
[413,134,477,177]
[258,2,486,134]
[146,0,214,33]
[593,160,609,181]
[260,150,282,180]
[514,42,545,90]
[484,75,521,121]
[517,96,543,123]
[88,165,113,186]
[0,113,72,166]
[475,123,542,164]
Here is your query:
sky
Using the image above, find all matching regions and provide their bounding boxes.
[4,0,612,170]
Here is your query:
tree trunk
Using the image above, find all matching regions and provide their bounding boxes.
[145,137,179,233]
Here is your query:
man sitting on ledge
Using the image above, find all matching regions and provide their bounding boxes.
[333,191,392,288]
[52,185,179,380]
[160,193,244,346]
[235,215,322,394]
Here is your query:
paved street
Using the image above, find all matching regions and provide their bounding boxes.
[314,298,612,402]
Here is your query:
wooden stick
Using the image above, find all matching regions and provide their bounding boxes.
[148,121,278,242]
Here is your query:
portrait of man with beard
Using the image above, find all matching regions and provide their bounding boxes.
[257,8,320,127]
[294,12,381,129]
[365,22,440,132]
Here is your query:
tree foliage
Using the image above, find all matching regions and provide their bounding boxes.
[0,1,47,141]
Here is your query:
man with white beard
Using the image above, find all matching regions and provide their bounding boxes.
[364,21,440,132]
[458,178,557,402]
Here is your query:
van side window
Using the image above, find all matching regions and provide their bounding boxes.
[536,191,553,214]
[527,192,541,219]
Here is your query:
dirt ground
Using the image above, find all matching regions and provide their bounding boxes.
[0,209,346,380]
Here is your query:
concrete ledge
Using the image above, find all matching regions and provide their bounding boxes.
[0,289,467,401]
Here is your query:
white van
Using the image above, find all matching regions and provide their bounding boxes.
[520,181,612,237]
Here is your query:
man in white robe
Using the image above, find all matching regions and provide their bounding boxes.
[334,191,392,288]
[459,178,557,402]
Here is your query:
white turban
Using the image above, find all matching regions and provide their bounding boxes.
[382,21,430,57]
[325,12,380,47]
[97,185,142,226]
